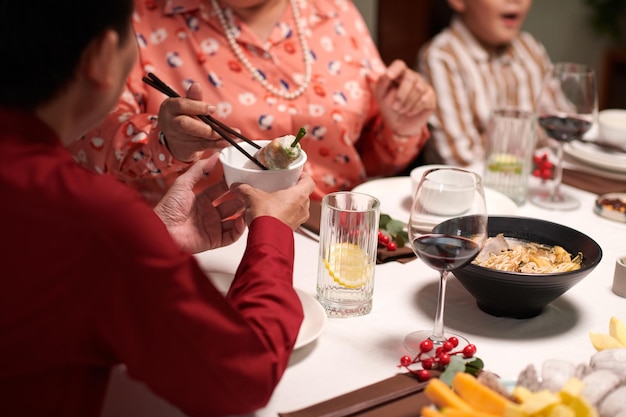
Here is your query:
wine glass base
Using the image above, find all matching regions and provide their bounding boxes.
[530,192,580,211]
[403,330,469,355]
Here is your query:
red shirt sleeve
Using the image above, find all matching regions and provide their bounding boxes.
[99,208,302,416]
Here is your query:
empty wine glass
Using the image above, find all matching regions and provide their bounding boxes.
[531,62,597,210]
[404,168,488,354]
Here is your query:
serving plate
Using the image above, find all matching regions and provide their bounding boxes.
[352,177,518,222]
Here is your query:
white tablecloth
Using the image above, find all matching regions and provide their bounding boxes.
[102,179,626,417]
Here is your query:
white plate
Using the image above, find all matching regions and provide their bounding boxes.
[352,177,518,222]
[201,269,326,350]
[563,154,626,181]
[294,288,327,349]
[563,141,626,173]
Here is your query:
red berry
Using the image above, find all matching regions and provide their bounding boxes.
[447,336,459,347]
[378,230,384,239]
[386,241,397,251]
[422,358,434,369]
[441,341,453,352]
[435,347,444,356]
[415,369,431,382]
[419,339,433,353]
[438,353,451,366]
[463,344,477,358]
[380,234,390,244]
[400,355,412,367]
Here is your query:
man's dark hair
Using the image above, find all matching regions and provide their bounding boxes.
[0,0,134,110]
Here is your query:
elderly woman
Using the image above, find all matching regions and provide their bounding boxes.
[71,0,436,203]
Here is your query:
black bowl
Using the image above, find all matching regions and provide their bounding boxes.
[452,216,603,319]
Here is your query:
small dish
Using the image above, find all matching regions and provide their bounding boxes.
[294,288,327,349]
[594,192,626,223]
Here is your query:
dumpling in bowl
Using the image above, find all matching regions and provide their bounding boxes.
[244,128,305,171]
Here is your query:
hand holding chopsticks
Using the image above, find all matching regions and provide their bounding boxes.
[141,72,268,170]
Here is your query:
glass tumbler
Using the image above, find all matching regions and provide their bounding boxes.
[316,192,380,317]
[483,108,537,206]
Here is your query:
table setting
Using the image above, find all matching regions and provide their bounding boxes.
[100,163,625,417]
[100,78,626,416]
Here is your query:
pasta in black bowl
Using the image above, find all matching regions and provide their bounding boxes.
[452,216,602,319]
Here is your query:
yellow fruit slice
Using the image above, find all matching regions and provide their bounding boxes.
[560,387,598,417]
[322,243,371,289]
[589,332,625,351]
[451,373,519,416]
[548,403,576,417]
[609,316,626,346]
[519,390,560,415]
[559,377,584,398]
[441,407,501,417]
[511,386,532,403]
[424,378,473,412]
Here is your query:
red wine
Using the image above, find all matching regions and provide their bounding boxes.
[538,115,592,143]
[412,234,480,271]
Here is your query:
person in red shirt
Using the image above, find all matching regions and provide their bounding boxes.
[0,1,315,416]
[69,0,436,204]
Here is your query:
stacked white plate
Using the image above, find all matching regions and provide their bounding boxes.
[562,127,626,181]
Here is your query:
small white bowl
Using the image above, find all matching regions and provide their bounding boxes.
[219,140,307,192]
[409,164,449,198]
[598,109,626,147]
[419,168,477,216]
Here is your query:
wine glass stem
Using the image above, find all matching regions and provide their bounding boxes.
[550,141,564,202]
[431,269,449,343]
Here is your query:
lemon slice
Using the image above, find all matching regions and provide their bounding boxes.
[323,243,372,289]
[487,153,523,174]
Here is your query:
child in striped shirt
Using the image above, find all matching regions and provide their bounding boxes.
[418,0,551,168]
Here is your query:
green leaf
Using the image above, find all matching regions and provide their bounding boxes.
[439,355,466,386]
[387,219,405,235]
[464,357,485,376]
[378,213,408,247]
[379,213,392,229]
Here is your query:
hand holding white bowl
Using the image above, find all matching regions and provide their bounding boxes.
[219,140,307,193]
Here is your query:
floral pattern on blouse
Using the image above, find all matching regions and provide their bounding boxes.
[70,0,429,202]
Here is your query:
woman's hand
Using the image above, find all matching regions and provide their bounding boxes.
[157,83,228,162]
[154,154,247,253]
[373,60,437,137]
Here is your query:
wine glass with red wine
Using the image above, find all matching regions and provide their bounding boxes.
[404,168,488,354]
[531,62,597,210]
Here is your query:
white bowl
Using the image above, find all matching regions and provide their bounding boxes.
[409,164,449,198]
[219,140,307,192]
[421,169,476,216]
[598,109,626,147]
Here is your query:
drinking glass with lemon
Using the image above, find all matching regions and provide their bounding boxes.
[316,192,380,317]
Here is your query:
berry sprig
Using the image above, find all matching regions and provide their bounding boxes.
[532,152,554,181]
[398,337,482,383]
[378,213,408,252]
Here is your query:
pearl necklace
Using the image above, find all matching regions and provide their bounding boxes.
[211,0,312,100]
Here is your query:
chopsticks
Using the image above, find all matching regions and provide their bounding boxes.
[141,72,268,170]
